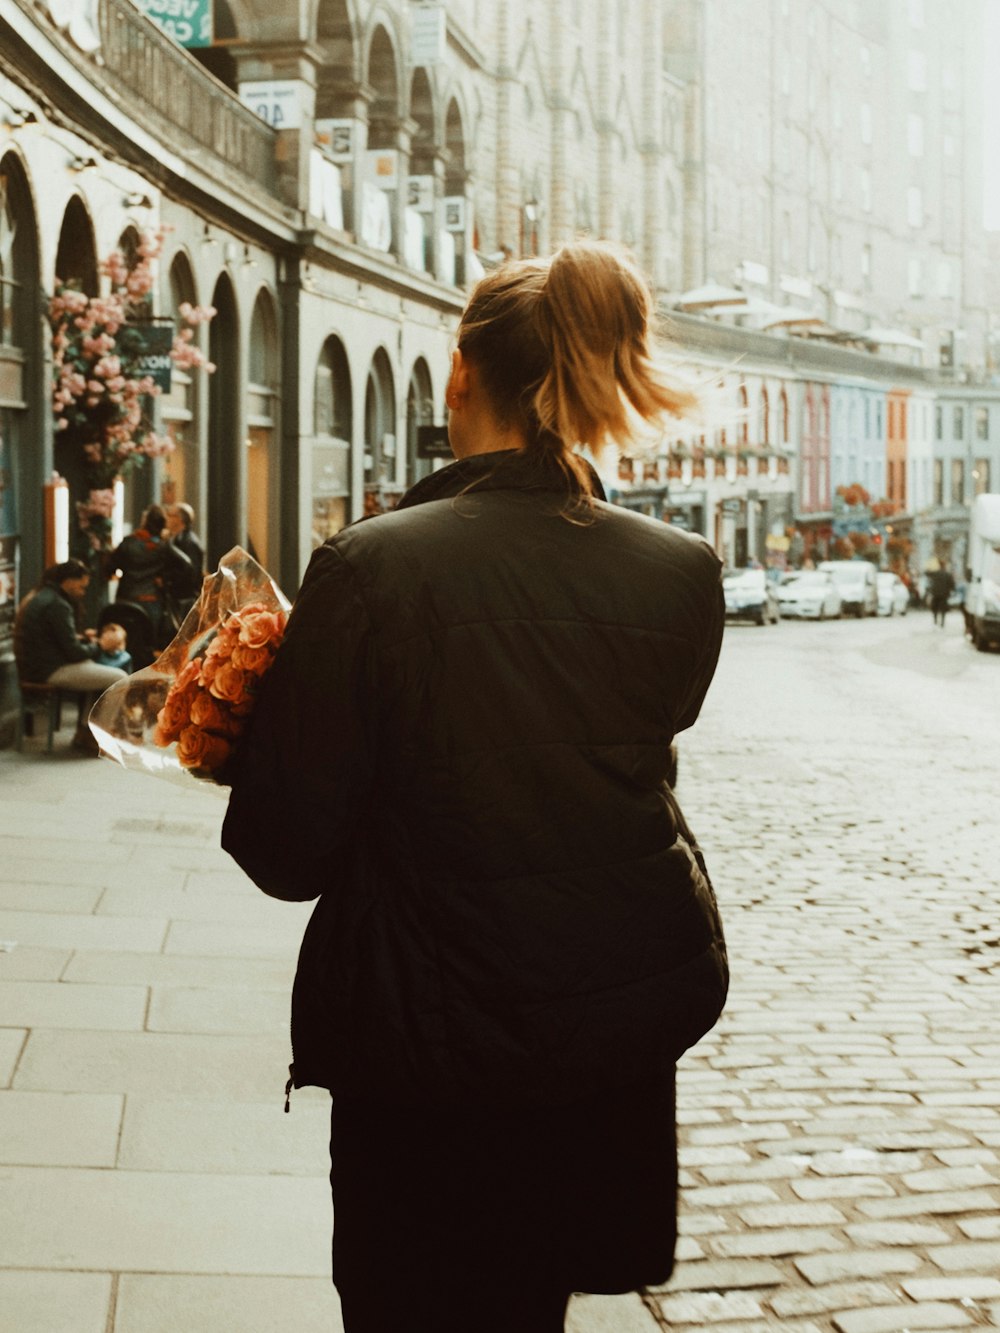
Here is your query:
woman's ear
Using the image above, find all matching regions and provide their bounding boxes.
[446,348,471,410]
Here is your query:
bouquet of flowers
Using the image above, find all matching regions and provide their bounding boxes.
[89,547,290,787]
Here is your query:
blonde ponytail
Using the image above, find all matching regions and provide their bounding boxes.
[457,241,697,498]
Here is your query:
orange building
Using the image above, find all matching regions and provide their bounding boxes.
[886,389,910,513]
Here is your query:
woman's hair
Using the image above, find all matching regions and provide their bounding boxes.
[142,504,167,536]
[457,241,697,497]
[45,559,90,586]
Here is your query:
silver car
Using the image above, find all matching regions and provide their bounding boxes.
[723,569,780,625]
[777,570,843,620]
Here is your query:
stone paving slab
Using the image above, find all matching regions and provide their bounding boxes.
[0,1027,26,1085]
[0,979,147,1029]
[0,944,70,979]
[0,1090,123,1166]
[0,1165,331,1274]
[0,1271,112,1333]
[114,1274,344,1333]
[62,949,294,989]
[0,909,167,952]
[116,1095,330,1174]
[146,984,290,1035]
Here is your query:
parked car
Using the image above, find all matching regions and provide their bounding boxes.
[723,568,780,625]
[777,569,843,620]
[818,560,879,617]
[876,572,909,617]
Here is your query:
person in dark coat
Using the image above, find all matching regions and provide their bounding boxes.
[165,502,205,609]
[110,504,192,646]
[222,242,728,1333]
[15,559,128,754]
[928,560,956,627]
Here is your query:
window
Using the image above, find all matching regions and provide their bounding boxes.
[908,114,924,158]
[313,336,353,541]
[861,242,871,280]
[907,187,923,228]
[860,103,872,145]
[933,458,944,505]
[974,459,991,494]
[861,169,872,213]
[935,405,943,439]
[937,261,952,298]
[908,258,922,297]
[951,458,965,504]
[976,406,989,440]
[953,405,965,439]
[908,51,927,92]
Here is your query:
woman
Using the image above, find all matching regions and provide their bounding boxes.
[222,242,727,1333]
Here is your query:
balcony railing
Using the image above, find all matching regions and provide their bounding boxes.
[99,0,277,194]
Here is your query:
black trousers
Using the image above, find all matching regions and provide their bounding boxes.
[329,1069,677,1333]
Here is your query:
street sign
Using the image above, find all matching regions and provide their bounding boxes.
[239,81,305,130]
[411,5,446,65]
[133,0,212,48]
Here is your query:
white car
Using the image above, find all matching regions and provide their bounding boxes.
[723,569,780,624]
[777,570,843,620]
[818,560,879,617]
[876,572,909,617]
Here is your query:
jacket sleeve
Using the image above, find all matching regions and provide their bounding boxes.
[221,541,375,902]
[674,557,725,735]
[51,597,95,665]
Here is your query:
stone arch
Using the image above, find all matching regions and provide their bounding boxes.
[206,270,241,563]
[247,287,279,570]
[366,19,402,147]
[54,194,98,295]
[313,333,353,541]
[315,0,358,93]
[409,66,436,163]
[364,345,396,498]
[192,0,239,90]
[406,355,434,485]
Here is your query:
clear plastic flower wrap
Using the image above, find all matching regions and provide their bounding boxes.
[89,546,290,788]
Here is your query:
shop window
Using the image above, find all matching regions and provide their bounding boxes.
[975,406,989,441]
[974,459,990,495]
[953,405,964,439]
[933,459,944,505]
[951,458,964,505]
[247,291,279,571]
[314,336,352,543]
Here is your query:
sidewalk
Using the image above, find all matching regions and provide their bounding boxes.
[0,725,651,1333]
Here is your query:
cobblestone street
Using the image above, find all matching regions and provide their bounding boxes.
[1,608,998,1331]
[646,609,1000,1333]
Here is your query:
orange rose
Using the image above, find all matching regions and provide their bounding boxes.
[176,725,232,772]
[174,659,202,692]
[208,660,250,704]
[204,624,239,661]
[188,691,245,736]
[230,641,272,675]
[154,682,197,743]
[239,610,285,650]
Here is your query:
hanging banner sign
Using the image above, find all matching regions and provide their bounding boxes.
[132,0,213,48]
[411,5,446,65]
[417,424,451,459]
[121,322,175,393]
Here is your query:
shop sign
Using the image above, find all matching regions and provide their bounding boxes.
[239,80,306,130]
[121,322,174,393]
[133,0,212,48]
[315,119,354,162]
[367,150,399,191]
[0,534,17,654]
[443,196,466,232]
[721,498,742,514]
[417,424,451,459]
[407,176,436,214]
[411,5,446,65]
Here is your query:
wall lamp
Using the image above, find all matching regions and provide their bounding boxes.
[3,108,38,129]
[68,155,98,173]
[125,192,154,209]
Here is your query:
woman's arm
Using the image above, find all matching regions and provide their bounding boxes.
[221,542,375,901]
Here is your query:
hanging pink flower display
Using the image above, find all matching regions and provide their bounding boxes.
[48,228,216,551]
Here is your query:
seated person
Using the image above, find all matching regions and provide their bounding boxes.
[16,559,128,755]
[94,622,133,674]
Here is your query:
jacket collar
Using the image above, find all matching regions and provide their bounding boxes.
[395,448,608,511]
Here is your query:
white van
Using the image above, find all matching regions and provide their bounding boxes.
[818,560,879,617]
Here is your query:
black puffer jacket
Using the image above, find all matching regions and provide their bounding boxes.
[222,449,727,1109]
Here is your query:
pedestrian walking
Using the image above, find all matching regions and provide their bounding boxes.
[110,504,192,647]
[928,561,956,627]
[14,559,128,755]
[222,241,728,1333]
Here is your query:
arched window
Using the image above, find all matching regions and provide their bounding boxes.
[738,384,750,446]
[54,195,98,295]
[313,335,352,543]
[363,25,401,256]
[247,290,279,571]
[207,272,240,564]
[759,386,770,444]
[443,98,467,284]
[364,347,396,509]
[406,358,434,485]
[405,67,436,272]
[780,388,790,444]
[191,0,238,90]
[161,252,198,513]
[0,152,43,612]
